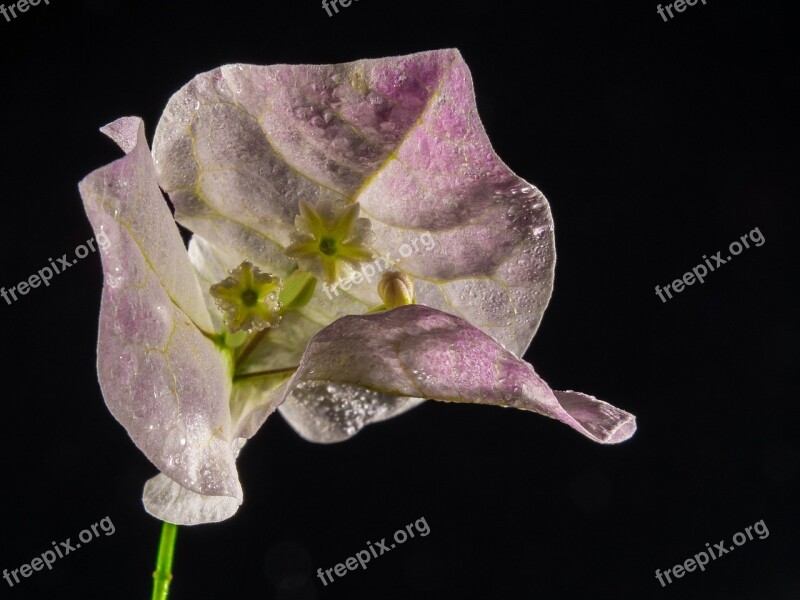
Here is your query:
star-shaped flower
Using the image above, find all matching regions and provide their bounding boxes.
[79,50,635,526]
[209,260,282,333]
[285,199,374,284]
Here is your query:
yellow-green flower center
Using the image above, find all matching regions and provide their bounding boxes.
[319,237,337,256]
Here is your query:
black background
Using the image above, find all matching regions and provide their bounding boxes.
[0,0,798,598]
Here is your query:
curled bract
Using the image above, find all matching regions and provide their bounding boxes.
[281,305,636,445]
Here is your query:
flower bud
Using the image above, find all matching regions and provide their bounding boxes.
[377,271,415,309]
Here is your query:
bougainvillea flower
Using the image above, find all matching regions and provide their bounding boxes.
[79,49,635,526]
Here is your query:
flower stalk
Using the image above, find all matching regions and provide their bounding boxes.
[151,521,178,600]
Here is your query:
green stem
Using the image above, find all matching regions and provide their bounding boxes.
[151,522,178,600]
[233,366,298,382]
[234,327,270,368]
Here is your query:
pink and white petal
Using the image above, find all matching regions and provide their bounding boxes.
[552,391,638,444]
[281,305,635,444]
[80,119,240,499]
[358,55,555,356]
[187,235,242,332]
[279,382,424,443]
[232,376,294,439]
[82,116,215,333]
[143,473,241,526]
[153,50,553,355]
